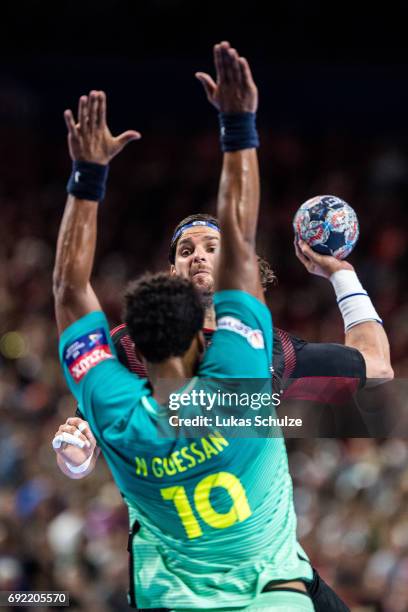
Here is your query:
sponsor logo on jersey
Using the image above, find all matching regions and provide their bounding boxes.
[88,332,103,346]
[217,316,265,349]
[64,328,114,382]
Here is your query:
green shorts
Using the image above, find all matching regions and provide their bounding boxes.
[172,588,315,611]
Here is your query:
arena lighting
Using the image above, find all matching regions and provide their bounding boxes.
[0,331,27,359]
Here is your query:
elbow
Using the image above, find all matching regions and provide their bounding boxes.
[52,267,64,301]
[374,362,394,382]
[383,361,394,381]
[365,358,394,386]
[53,276,77,307]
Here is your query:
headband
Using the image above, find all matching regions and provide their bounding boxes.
[171,220,220,245]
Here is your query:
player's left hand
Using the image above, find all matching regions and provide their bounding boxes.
[294,238,354,279]
[52,417,99,467]
[196,41,258,113]
[64,90,141,165]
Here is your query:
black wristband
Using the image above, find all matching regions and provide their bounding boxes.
[219,112,260,152]
[66,160,109,201]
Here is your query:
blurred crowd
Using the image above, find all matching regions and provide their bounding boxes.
[0,125,407,611]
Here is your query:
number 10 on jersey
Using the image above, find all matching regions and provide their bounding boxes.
[161,471,251,539]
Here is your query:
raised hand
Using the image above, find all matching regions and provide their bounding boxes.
[64,90,141,164]
[196,41,258,113]
[294,238,354,279]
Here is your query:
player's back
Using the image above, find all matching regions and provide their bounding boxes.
[108,384,312,609]
[111,411,293,557]
[59,291,312,608]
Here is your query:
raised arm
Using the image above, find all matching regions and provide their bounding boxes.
[53,90,140,334]
[196,42,263,300]
[295,239,393,384]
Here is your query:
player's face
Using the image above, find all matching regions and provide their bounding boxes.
[170,227,220,293]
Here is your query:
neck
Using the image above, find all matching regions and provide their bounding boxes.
[147,357,197,405]
[197,290,216,330]
[203,305,216,330]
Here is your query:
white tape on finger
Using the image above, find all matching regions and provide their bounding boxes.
[53,431,86,449]
[78,422,87,433]
[52,435,63,450]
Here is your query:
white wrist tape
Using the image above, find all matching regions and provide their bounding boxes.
[64,450,94,474]
[330,269,383,332]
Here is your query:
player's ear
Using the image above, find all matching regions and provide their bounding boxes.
[169,264,177,276]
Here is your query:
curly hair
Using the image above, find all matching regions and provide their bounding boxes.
[124,272,204,363]
[257,255,277,288]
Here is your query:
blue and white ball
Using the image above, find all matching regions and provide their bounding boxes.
[293,195,359,259]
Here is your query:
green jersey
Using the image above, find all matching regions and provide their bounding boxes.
[59,290,312,609]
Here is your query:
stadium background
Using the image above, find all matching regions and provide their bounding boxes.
[0,2,408,610]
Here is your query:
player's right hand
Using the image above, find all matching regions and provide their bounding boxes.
[52,417,99,467]
[196,41,258,113]
[64,90,141,165]
[294,238,354,279]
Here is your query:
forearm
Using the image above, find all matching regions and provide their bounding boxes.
[217,148,263,297]
[54,195,97,290]
[53,195,100,332]
[218,149,259,244]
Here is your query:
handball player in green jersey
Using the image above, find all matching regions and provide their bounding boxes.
[54,43,322,610]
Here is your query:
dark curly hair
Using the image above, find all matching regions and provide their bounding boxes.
[257,255,276,288]
[124,272,204,363]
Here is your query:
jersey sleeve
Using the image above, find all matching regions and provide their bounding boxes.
[282,336,366,404]
[73,323,147,421]
[292,338,366,385]
[59,311,150,444]
[199,290,272,378]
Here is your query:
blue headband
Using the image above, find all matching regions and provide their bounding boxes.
[171,220,220,245]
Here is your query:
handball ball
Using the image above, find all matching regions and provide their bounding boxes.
[293,195,359,259]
